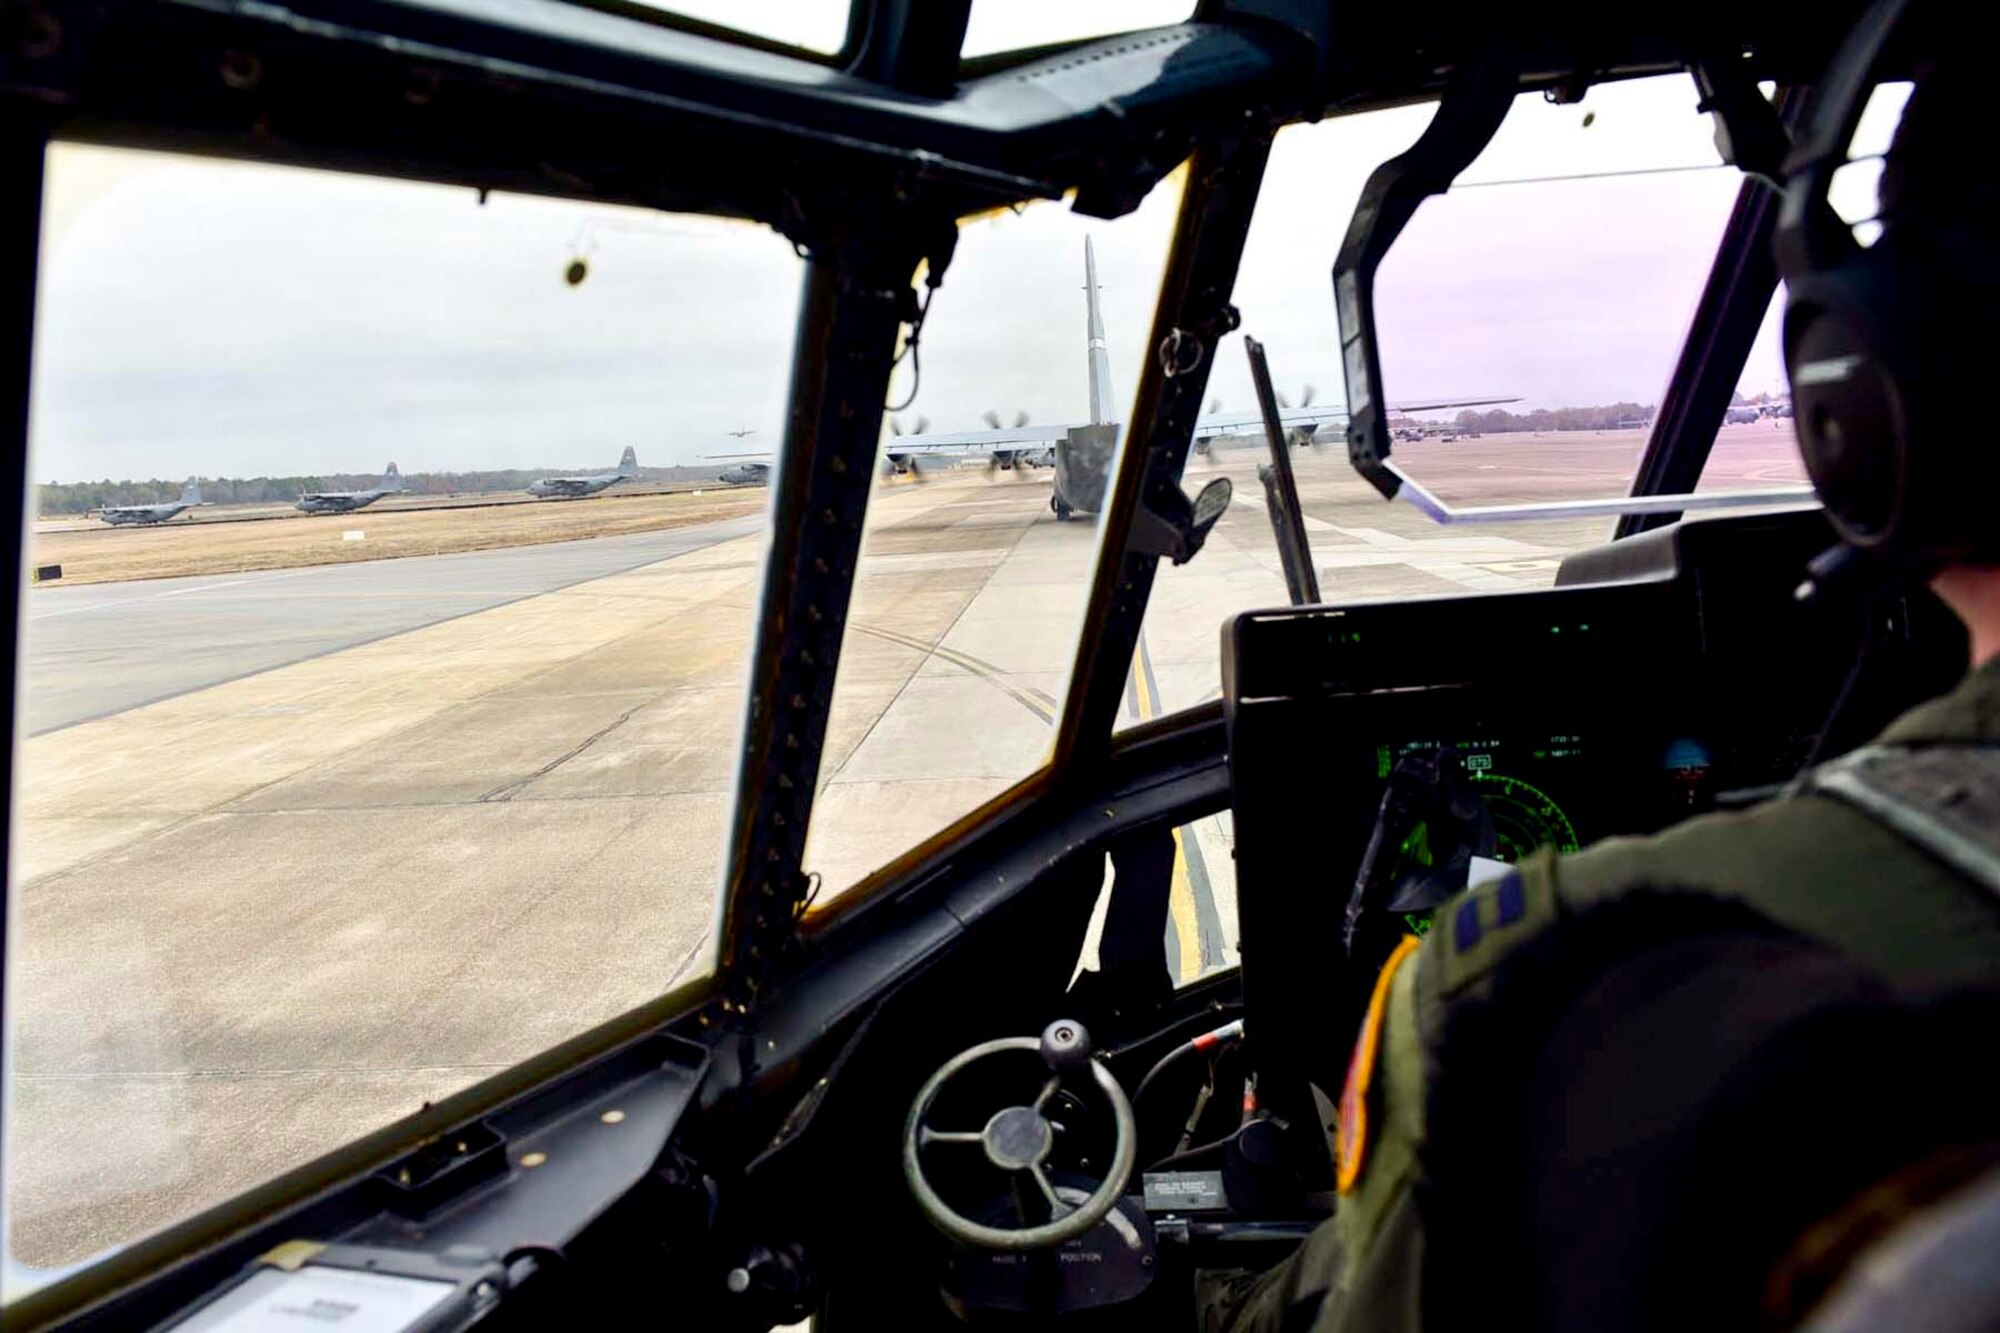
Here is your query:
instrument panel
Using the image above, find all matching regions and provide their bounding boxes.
[1224,509,1968,1138]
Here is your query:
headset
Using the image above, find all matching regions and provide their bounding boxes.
[1775,0,2000,569]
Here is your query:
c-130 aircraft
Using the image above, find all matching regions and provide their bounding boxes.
[526,446,639,499]
[95,477,202,526]
[295,463,406,514]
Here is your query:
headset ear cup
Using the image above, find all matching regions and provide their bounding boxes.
[1784,259,1912,551]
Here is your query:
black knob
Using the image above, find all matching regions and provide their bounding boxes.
[1040,1019,1092,1071]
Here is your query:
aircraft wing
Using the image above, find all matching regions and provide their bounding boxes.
[707,395,1517,462]
[1381,394,1521,415]
[1191,395,1520,436]
[883,425,1068,452]
[707,424,1066,464]
[1191,406,1349,435]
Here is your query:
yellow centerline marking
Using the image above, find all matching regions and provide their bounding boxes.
[1129,639,1200,979]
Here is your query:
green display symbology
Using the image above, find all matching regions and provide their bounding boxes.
[1469,771,1580,860]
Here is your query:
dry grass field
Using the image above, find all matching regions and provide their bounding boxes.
[30,487,770,585]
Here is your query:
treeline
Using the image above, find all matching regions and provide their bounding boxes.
[1448,402,1656,434]
[35,465,719,515]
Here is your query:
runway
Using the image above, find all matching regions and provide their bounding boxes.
[5,425,1812,1269]
[23,516,764,734]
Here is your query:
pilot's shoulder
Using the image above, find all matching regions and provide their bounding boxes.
[1533,790,2000,988]
[1552,792,1921,909]
[1417,795,1920,1008]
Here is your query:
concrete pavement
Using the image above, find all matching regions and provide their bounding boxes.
[22,515,765,734]
[5,429,1811,1268]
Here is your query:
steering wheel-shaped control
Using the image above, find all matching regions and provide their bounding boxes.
[903,1020,1137,1251]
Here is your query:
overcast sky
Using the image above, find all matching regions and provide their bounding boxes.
[25,5,1908,483]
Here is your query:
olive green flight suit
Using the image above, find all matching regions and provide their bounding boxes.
[1203,656,2000,1333]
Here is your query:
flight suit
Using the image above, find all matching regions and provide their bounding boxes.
[1203,655,2000,1333]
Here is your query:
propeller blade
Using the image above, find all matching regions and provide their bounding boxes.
[982,410,1003,430]
[1013,410,1030,429]
[913,416,931,435]
[1207,396,1222,415]
[1276,390,1291,410]
[1301,384,1317,409]
[890,418,903,436]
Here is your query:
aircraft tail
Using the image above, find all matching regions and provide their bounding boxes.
[617,445,638,477]
[181,477,201,504]
[384,462,405,490]
[1084,237,1116,426]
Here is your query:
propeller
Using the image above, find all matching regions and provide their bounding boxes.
[1207,396,1222,415]
[1291,386,1325,449]
[982,410,1002,430]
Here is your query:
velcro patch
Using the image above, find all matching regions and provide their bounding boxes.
[1433,865,1559,999]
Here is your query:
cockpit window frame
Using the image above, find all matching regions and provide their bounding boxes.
[796,125,1277,934]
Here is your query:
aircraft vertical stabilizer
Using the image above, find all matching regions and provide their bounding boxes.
[1084,237,1115,426]
[181,477,201,504]
[618,446,639,477]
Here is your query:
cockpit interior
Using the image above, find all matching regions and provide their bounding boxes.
[2,0,1988,1330]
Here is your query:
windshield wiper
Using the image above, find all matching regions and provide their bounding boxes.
[1246,336,1320,605]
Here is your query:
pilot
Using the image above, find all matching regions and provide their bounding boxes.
[1206,38,2000,1333]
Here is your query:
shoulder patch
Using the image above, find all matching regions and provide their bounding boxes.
[1337,934,1421,1194]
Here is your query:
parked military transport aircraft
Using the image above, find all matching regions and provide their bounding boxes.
[717,239,1514,518]
[95,478,201,526]
[294,463,405,514]
[527,447,639,499]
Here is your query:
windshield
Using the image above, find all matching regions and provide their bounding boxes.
[8,147,795,1278]
[799,175,1184,907]
[1125,74,1806,730]
[1699,80,1913,493]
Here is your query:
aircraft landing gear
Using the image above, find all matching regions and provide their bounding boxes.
[1051,495,1074,522]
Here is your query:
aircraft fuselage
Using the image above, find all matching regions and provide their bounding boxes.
[295,490,393,514]
[1049,424,1118,521]
[528,475,623,499]
[99,503,193,526]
